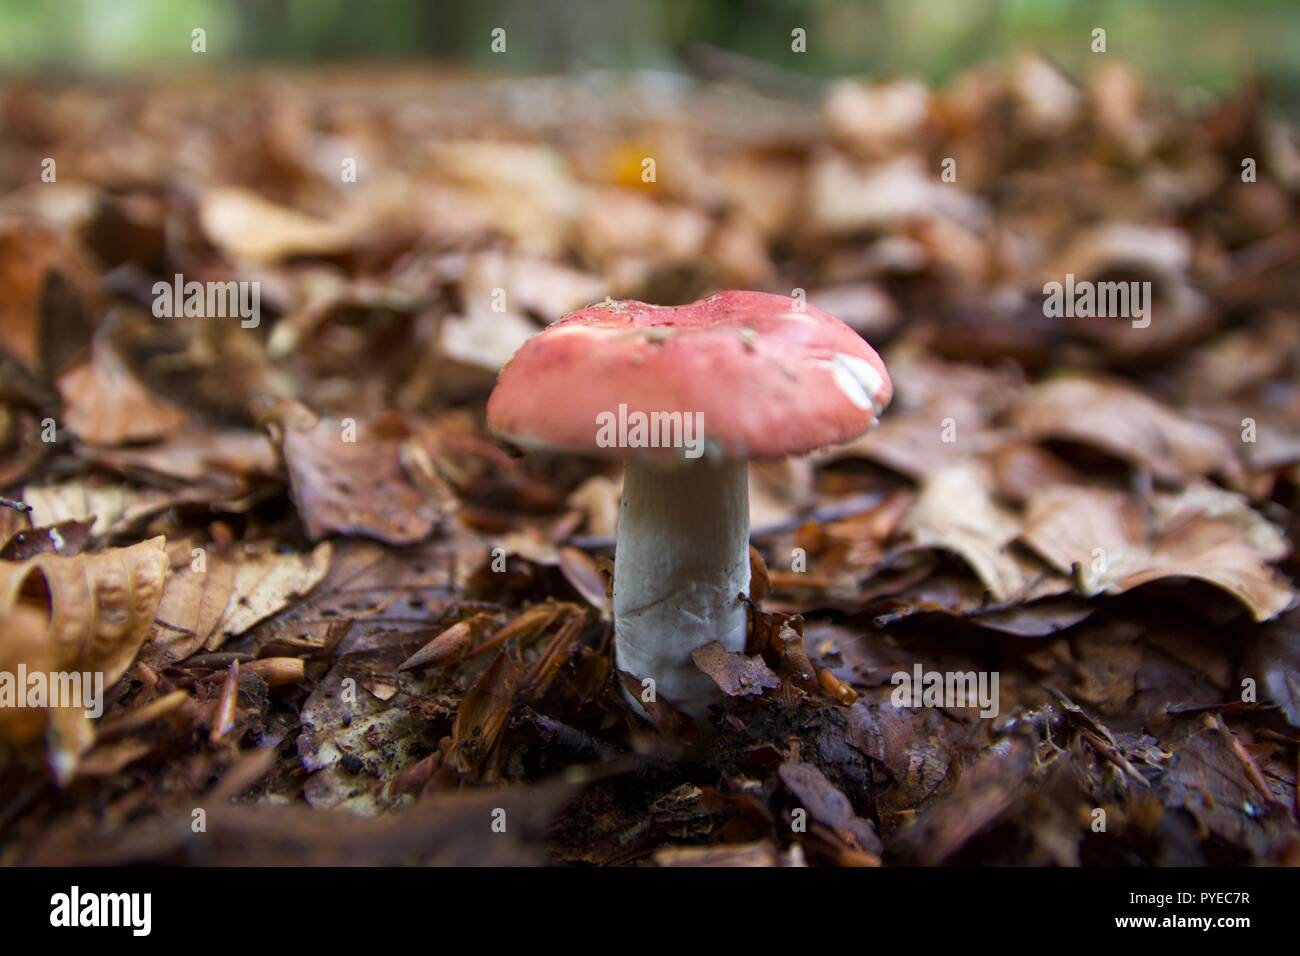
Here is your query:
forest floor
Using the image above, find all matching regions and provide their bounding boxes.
[0,59,1298,865]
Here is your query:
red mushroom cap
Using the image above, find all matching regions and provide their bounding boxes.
[487,290,892,460]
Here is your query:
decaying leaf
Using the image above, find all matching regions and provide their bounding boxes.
[778,760,881,859]
[56,338,187,445]
[1012,377,1234,484]
[691,641,780,697]
[1022,483,1295,621]
[22,479,176,539]
[149,539,332,662]
[0,537,168,780]
[211,541,333,642]
[449,649,519,779]
[903,462,1070,604]
[280,413,442,545]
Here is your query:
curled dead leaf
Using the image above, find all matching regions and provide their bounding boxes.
[1022,483,1295,621]
[0,537,168,780]
[903,462,1070,604]
[1012,377,1233,484]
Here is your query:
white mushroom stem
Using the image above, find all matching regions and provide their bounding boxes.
[613,457,751,718]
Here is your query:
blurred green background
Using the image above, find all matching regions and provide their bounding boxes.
[1,0,1297,103]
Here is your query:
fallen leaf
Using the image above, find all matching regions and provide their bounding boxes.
[449,649,519,780]
[199,187,354,263]
[214,542,331,639]
[1012,376,1233,484]
[57,338,187,445]
[1245,622,1300,728]
[281,413,441,545]
[0,537,168,780]
[21,479,175,539]
[1022,483,1295,621]
[691,641,781,698]
[82,428,278,486]
[778,760,881,855]
[0,515,92,560]
[0,219,97,370]
[903,462,1069,603]
[397,617,480,671]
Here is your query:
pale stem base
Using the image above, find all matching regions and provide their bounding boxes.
[613,457,751,718]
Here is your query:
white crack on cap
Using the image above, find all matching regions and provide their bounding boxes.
[821,352,887,416]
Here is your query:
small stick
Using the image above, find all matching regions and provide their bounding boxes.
[210,661,240,744]
[0,497,31,513]
[1207,714,1290,815]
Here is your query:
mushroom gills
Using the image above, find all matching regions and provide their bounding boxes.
[613,457,751,718]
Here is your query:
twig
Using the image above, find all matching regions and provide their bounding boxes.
[1206,714,1292,817]
[0,496,31,513]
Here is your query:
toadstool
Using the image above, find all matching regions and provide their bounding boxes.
[486,291,892,717]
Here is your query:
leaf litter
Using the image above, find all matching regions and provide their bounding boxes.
[1,58,1299,866]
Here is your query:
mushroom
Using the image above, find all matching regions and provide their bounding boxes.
[487,291,892,717]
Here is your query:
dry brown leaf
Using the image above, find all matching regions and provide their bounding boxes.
[903,462,1069,604]
[83,428,278,485]
[448,649,518,780]
[1012,376,1233,483]
[434,309,540,396]
[210,541,332,648]
[57,339,187,445]
[464,250,606,324]
[0,518,94,561]
[577,188,710,271]
[281,414,441,545]
[1022,483,1295,621]
[778,760,881,856]
[148,539,330,660]
[22,479,178,539]
[199,187,355,263]
[825,78,931,158]
[426,141,579,256]
[805,283,899,338]
[0,537,168,779]
[557,546,611,618]
[810,154,988,234]
[0,504,31,554]
[0,219,97,370]
[566,474,621,538]
[519,611,585,701]
[690,641,781,698]
[397,617,482,671]
[146,544,236,665]
[828,402,1001,480]
[654,840,793,867]
[0,221,57,367]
